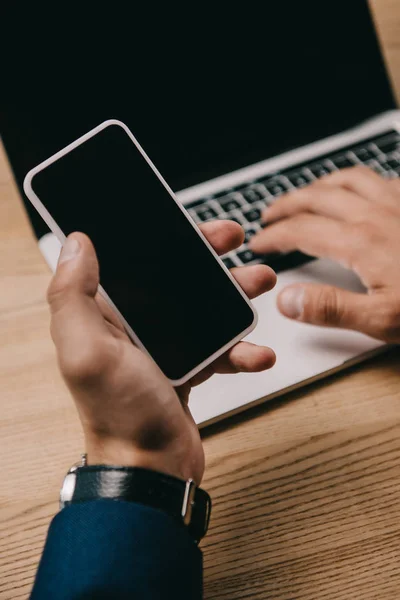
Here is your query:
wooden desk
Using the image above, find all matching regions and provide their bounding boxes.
[1,2,400,597]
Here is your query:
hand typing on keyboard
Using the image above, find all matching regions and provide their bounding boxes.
[185,131,400,274]
[250,166,400,343]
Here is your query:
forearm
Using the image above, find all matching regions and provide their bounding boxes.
[30,499,203,600]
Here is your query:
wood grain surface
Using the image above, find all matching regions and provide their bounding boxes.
[1,1,400,597]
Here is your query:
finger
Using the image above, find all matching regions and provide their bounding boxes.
[249,214,355,268]
[189,342,276,387]
[213,341,276,374]
[262,182,371,225]
[199,220,244,254]
[277,283,392,340]
[319,166,394,205]
[47,233,111,380]
[230,264,276,299]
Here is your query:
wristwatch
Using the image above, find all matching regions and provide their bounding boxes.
[60,455,212,544]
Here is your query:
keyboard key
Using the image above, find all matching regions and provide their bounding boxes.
[332,155,354,169]
[387,159,400,170]
[195,206,218,221]
[242,208,261,223]
[353,148,374,162]
[229,216,243,226]
[365,160,384,174]
[244,228,256,244]
[222,257,235,269]
[188,210,200,222]
[265,251,314,272]
[310,164,330,178]
[214,189,233,198]
[242,188,265,204]
[375,136,400,154]
[261,252,287,271]
[237,249,257,264]
[185,199,207,210]
[234,182,251,191]
[262,180,288,196]
[378,159,400,172]
[219,198,241,212]
[286,172,310,188]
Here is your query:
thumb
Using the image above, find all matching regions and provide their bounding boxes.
[47,232,108,372]
[277,283,378,337]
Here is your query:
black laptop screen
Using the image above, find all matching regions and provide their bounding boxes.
[1,0,396,237]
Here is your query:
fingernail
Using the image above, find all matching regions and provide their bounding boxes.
[279,287,305,319]
[59,237,81,264]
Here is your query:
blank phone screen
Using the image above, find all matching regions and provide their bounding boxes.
[31,124,255,381]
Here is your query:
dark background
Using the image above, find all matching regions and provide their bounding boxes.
[1,0,396,238]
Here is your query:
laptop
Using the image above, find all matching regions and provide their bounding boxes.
[2,1,399,426]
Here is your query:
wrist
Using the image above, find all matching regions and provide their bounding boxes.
[60,460,212,544]
[84,436,191,483]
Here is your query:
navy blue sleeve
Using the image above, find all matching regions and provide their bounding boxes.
[30,499,203,600]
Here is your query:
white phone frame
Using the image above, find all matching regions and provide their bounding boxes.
[23,119,258,386]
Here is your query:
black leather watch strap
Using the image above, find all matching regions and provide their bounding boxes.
[66,466,211,544]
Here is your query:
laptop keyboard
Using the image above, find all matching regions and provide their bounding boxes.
[184,130,400,273]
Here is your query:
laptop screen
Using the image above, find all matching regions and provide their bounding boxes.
[1,0,396,236]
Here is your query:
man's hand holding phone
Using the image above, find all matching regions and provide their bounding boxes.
[49,221,276,484]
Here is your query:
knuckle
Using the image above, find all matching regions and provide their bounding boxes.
[60,339,117,385]
[47,277,61,307]
[47,276,74,312]
[61,350,99,384]
[352,221,382,248]
[306,286,342,325]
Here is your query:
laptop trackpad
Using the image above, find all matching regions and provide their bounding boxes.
[189,258,383,425]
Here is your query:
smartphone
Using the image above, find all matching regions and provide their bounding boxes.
[24,120,257,385]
